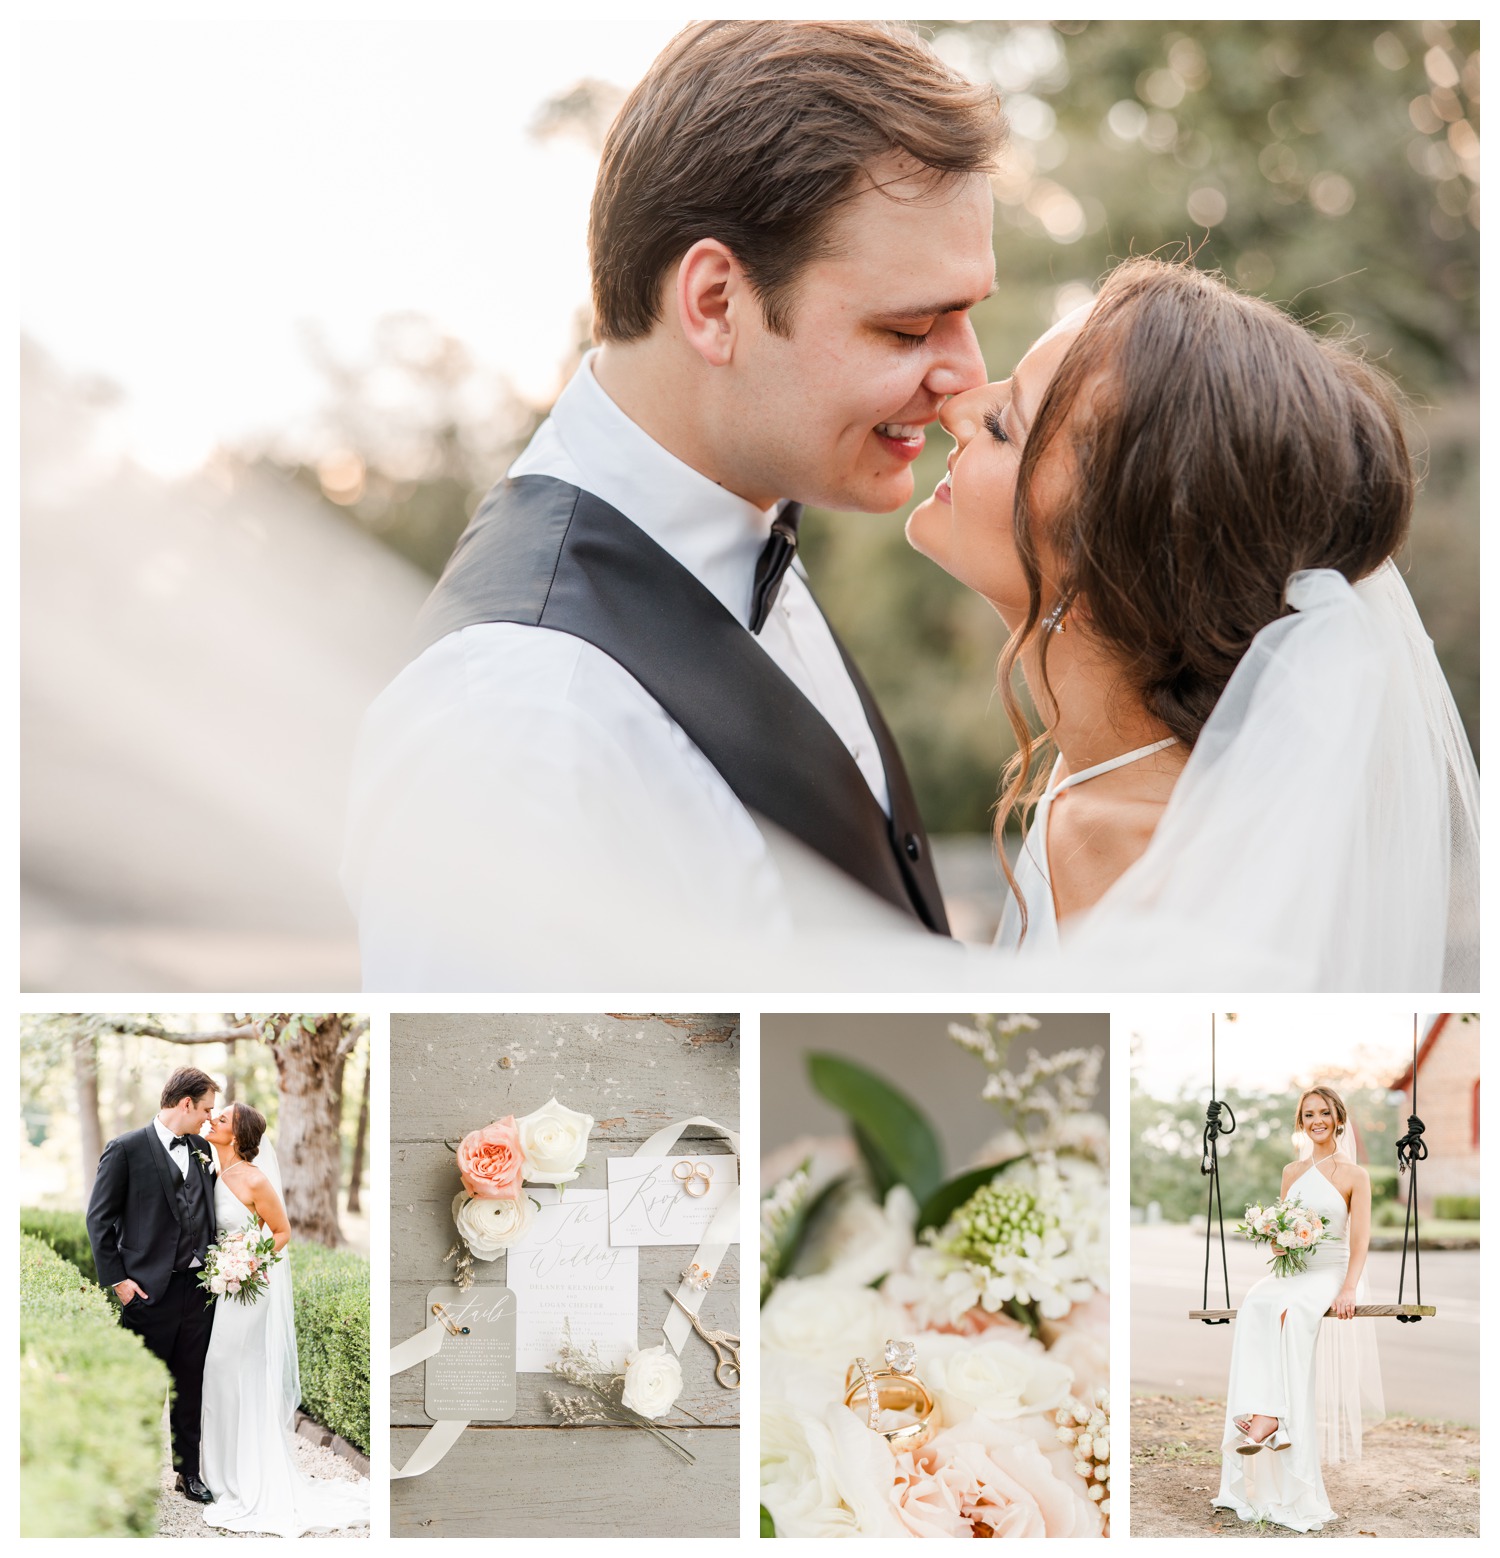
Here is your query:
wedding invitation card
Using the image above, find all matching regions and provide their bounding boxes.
[506,1188,638,1371]
[424,1284,517,1422]
[606,1154,738,1246]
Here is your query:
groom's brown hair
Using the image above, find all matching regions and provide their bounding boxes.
[589,20,1006,341]
[161,1066,217,1108]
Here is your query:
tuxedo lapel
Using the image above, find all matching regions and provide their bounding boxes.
[145,1125,184,1226]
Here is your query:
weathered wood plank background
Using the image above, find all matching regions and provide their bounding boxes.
[390,1013,740,1538]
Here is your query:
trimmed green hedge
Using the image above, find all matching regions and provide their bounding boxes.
[21,1206,98,1285]
[1435,1194,1480,1221]
[290,1242,370,1453]
[21,1234,170,1537]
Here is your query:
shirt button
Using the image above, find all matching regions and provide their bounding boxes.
[903,832,922,862]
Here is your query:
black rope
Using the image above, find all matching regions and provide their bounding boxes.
[1200,1016,1236,1323]
[1395,1014,1426,1322]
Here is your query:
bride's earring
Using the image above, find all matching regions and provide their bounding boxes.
[1042,603,1068,635]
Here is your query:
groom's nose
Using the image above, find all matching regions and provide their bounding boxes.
[923,313,987,399]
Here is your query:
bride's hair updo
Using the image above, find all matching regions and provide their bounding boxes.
[1294,1084,1349,1140]
[997,255,1414,936]
[229,1102,268,1163]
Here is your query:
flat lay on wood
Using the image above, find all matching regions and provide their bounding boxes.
[390,1013,741,1538]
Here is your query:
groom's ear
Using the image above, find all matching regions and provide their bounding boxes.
[676,238,744,368]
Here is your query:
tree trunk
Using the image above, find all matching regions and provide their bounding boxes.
[72,1031,104,1201]
[267,1015,349,1247]
[347,1046,370,1215]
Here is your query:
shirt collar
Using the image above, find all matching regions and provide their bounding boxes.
[546,350,785,626]
[153,1115,182,1150]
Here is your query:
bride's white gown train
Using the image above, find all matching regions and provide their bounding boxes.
[200,1178,369,1536]
[1212,1162,1355,1532]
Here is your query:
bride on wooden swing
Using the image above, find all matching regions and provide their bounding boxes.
[1213,1085,1385,1532]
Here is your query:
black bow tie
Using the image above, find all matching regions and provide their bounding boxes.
[168,1135,190,1152]
[749,503,802,635]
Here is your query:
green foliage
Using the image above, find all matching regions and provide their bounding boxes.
[916,1158,1025,1235]
[1434,1195,1479,1222]
[761,1504,777,1537]
[20,1234,169,1537]
[807,1052,944,1204]
[21,1206,98,1284]
[291,1242,370,1453]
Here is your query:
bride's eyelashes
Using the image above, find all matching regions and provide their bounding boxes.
[983,406,1011,445]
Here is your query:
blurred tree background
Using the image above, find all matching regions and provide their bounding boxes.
[20,1013,371,1250]
[248,19,1478,839]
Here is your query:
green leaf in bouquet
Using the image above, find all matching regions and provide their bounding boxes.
[915,1155,1028,1235]
[761,1505,777,1538]
[807,1052,943,1204]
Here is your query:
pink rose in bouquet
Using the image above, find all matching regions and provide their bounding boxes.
[456,1116,525,1199]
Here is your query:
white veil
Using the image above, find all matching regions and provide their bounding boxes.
[1060,561,1480,991]
[258,1138,303,1434]
[1293,1109,1386,1466]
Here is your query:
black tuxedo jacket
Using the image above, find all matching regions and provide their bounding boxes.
[412,475,950,933]
[85,1123,218,1305]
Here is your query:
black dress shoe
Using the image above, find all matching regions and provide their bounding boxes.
[176,1473,213,1504]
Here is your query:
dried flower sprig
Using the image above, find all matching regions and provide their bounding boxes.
[1056,1390,1110,1531]
[950,1015,1104,1157]
[441,1242,475,1291]
[545,1321,696,1464]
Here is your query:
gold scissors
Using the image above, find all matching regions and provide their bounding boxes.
[667,1290,740,1388]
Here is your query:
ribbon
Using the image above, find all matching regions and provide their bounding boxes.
[632,1115,740,1353]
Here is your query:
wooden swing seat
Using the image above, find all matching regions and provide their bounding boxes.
[1188,1304,1435,1320]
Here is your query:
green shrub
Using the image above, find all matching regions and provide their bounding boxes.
[20,1234,169,1537]
[20,1206,98,1284]
[1367,1164,1399,1207]
[1434,1194,1480,1221]
[290,1242,370,1453]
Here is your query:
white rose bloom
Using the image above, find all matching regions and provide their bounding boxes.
[517,1097,594,1184]
[761,1274,898,1412]
[620,1344,683,1420]
[209,1275,228,1295]
[927,1336,1075,1423]
[799,1184,917,1287]
[452,1190,534,1260]
[761,1396,906,1539]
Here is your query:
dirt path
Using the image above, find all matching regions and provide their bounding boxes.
[1131,1394,1479,1538]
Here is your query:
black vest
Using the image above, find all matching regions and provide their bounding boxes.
[412,475,949,933]
[173,1156,211,1272]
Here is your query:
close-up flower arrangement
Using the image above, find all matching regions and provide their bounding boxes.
[197,1214,282,1306]
[760,1015,1110,1539]
[1238,1194,1338,1278]
[544,1322,694,1463]
[444,1097,594,1287]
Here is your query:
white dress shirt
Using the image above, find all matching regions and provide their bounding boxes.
[153,1114,193,1179]
[342,353,892,989]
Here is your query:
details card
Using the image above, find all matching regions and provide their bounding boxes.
[506,1188,638,1372]
[606,1154,739,1246]
[424,1284,517,1423]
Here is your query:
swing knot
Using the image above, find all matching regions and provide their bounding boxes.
[1396,1113,1427,1171]
[1200,1098,1236,1174]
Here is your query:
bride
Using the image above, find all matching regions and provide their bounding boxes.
[1211,1085,1383,1531]
[199,1103,369,1536]
[906,256,1478,991]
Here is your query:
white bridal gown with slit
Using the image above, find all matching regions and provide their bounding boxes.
[1212,1160,1380,1533]
[200,1177,369,1536]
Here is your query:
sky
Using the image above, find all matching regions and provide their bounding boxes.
[19,20,685,474]
[1123,1008,1437,1098]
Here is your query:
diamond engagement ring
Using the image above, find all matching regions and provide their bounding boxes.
[843,1339,936,1452]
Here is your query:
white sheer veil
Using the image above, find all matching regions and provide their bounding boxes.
[1293,1101,1386,1466]
[257,1137,303,1434]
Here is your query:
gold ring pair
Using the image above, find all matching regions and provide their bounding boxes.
[843,1340,936,1452]
[673,1159,715,1197]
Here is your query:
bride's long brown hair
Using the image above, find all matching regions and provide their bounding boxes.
[997,257,1414,938]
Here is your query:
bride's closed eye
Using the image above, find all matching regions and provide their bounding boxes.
[983,406,1011,445]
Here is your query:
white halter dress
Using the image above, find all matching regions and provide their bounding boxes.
[994,738,1177,952]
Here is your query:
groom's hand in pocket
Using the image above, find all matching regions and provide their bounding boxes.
[114,1279,148,1305]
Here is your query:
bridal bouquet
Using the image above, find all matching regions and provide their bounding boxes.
[445,1097,594,1287]
[760,1016,1110,1539]
[1238,1195,1338,1278]
[198,1215,281,1306]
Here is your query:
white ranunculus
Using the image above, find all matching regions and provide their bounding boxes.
[620,1344,683,1420]
[928,1336,1075,1423]
[517,1097,594,1184]
[760,1396,906,1539]
[452,1190,534,1260]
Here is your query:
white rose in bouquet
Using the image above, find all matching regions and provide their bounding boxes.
[620,1344,683,1420]
[925,1334,1075,1423]
[761,1396,906,1539]
[451,1190,534,1259]
[517,1097,594,1184]
[798,1183,917,1288]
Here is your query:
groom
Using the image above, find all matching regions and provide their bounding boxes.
[85,1066,219,1504]
[342,20,1007,986]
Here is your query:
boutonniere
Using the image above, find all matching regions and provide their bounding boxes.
[191,1146,215,1174]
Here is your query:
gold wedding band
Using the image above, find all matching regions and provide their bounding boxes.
[673,1159,714,1197]
[843,1340,936,1452]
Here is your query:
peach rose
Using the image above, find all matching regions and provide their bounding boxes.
[456,1116,525,1199]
